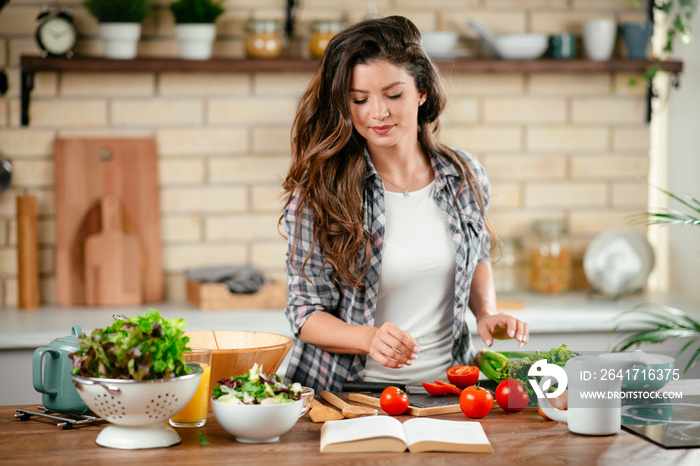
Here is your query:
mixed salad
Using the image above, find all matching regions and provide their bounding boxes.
[213,363,304,405]
[70,308,191,380]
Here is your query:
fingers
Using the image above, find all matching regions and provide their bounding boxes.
[477,313,530,347]
[516,320,529,347]
[369,322,420,369]
[477,325,494,348]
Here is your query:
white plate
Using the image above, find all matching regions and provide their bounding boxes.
[583,229,655,297]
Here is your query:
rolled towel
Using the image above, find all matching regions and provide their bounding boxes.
[186,265,268,294]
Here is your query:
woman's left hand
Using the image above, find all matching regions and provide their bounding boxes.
[476,312,529,348]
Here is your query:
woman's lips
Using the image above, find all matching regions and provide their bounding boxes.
[372,125,393,135]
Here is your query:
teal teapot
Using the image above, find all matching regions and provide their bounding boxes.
[33,325,90,414]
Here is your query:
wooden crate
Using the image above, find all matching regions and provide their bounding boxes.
[186,278,288,310]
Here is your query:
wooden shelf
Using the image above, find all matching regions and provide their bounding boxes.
[21,55,683,74]
[19,55,684,126]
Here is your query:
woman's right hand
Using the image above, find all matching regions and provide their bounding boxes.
[367,322,420,368]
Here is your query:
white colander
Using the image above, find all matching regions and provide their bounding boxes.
[73,365,202,449]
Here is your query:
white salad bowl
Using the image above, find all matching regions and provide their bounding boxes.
[212,388,314,443]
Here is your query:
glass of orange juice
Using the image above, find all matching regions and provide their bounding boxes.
[170,348,212,428]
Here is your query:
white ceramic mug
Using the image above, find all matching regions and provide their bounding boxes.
[583,19,616,61]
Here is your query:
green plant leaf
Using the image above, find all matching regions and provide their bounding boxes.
[199,430,211,446]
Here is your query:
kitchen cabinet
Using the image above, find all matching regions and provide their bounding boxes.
[19,55,683,126]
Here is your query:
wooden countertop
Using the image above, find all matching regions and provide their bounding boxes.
[2,397,698,465]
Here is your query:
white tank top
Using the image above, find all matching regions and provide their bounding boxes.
[363,181,456,384]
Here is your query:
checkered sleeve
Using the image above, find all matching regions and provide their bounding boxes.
[283,188,341,336]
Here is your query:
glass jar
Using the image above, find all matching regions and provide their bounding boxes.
[528,219,572,294]
[493,238,523,294]
[245,19,284,59]
[309,20,345,58]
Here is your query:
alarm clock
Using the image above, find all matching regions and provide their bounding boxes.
[35,10,77,58]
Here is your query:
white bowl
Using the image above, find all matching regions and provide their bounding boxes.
[495,33,548,59]
[212,389,313,443]
[73,364,202,449]
[421,31,458,56]
[599,350,675,391]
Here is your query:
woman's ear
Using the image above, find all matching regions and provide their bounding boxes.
[419,89,428,106]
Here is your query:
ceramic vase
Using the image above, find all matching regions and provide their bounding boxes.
[99,23,141,59]
[583,19,617,61]
[175,24,216,60]
[621,21,653,60]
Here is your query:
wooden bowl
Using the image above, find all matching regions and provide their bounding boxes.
[184,330,294,407]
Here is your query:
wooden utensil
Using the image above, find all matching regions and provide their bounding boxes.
[17,195,40,309]
[84,196,141,306]
[309,399,344,423]
[54,138,161,305]
[320,391,377,419]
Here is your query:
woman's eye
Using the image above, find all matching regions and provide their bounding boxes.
[352,98,368,104]
[387,92,403,99]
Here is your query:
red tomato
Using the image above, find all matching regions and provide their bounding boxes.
[495,379,530,412]
[434,380,463,395]
[459,386,494,419]
[422,382,453,396]
[380,386,409,415]
[537,390,568,420]
[446,365,480,388]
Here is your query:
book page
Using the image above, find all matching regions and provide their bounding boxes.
[320,416,407,452]
[402,418,493,453]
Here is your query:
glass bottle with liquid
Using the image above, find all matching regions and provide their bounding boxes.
[245,19,284,59]
[309,20,345,58]
[528,219,572,294]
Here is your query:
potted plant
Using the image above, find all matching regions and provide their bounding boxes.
[170,0,225,60]
[623,1,697,88]
[613,186,700,373]
[84,0,152,59]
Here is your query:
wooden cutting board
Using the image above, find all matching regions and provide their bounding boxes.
[348,392,463,417]
[54,138,162,306]
[84,196,142,306]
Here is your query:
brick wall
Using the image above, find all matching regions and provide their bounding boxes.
[0,0,652,306]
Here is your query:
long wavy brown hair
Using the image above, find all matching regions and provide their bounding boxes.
[281,16,493,290]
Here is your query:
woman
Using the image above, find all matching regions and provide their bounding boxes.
[280,16,528,392]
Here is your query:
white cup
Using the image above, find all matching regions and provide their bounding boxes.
[583,19,617,61]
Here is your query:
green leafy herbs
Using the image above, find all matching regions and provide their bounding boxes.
[212,363,304,404]
[613,303,700,373]
[70,309,192,380]
[170,0,225,24]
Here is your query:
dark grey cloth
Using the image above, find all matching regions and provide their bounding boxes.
[186,265,268,294]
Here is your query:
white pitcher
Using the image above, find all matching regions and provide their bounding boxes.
[537,354,647,435]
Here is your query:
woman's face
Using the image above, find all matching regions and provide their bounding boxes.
[348,60,426,151]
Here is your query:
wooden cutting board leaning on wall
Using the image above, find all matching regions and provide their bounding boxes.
[54,138,162,306]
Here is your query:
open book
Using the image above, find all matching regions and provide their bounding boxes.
[319,416,493,453]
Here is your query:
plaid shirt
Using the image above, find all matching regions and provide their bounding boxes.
[283,148,491,392]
